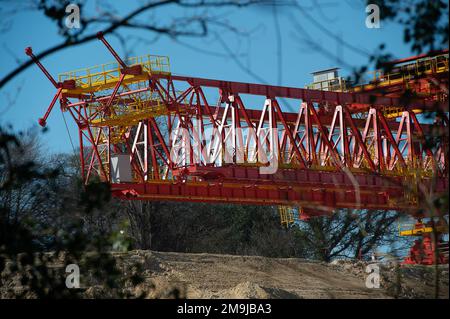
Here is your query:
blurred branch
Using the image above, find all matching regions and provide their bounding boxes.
[0,0,273,90]
[272,3,282,85]
[216,34,268,84]
[293,0,371,57]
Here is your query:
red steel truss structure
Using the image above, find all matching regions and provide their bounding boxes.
[26,33,449,219]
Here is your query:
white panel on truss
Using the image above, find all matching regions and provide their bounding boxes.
[110,154,132,183]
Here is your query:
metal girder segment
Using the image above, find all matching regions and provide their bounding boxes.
[186,92,196,165]
[246,101,268,162]
[272,99,307,168]
[176,86,195,105]
[38,88,63,127]
[198,88,219,128]
[170,120,182,166]
[186,115,208,166]
[78,127,86,182]
[405,112,413,162]
[235,97,264,163]
[182,165,414,191]
[393,114,408,169]
[235,96,257,130]
[147,120,160,180]
[339,106,351,165]
[197,89,223,165]
[103,73,126,115]
[269,100,277,159]
[198,87,224,164]
[63,93,442,134]
[231,96,245,163]
[254,101,272,164]
[130,122,146,176]
[164,74,443,111]
[192,104,441,133]
[308,102,342,168]
[328,106,346,163]
[360,109,375,167]
[194,89,207,161]
[85,129,100,182]
[66,106,82,129]
[66,86,152,108]
[377,111,407,170]
[169,79,177,102]
[371,109,385,170]
[85,126,108,183]
[110,181,422,211]
[289,104,310,163]
[148,117,171,166]
[211,102,230,163]
[409,111,437,169]
[152,143,169,167]
[356,109,377,172]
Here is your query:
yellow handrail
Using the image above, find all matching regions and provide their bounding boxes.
[361,53,449,88]
[58,54,170,91]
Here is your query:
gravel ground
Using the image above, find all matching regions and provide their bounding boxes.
[1,250,448,299]
[112,251,448,299]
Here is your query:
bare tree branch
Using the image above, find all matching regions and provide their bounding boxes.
[0,0,273,90]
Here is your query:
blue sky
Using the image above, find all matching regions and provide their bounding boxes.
[0,0,413,154]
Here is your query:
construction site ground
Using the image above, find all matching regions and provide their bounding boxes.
[2,250,448,299]
[111,251,449,299]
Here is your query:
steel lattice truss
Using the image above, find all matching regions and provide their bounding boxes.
[27,34,449,217]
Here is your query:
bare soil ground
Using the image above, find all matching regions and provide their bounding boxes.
[2,250,448,298]
[113,251,449,299]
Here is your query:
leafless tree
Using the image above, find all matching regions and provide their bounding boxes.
[123,200,156,250]
[296,209,407,262]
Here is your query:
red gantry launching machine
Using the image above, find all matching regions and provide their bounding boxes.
[26,33,449,264]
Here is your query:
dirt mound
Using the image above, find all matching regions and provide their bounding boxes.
[1,250,448,299]
[222,282,298,299]
[114,251,448,299]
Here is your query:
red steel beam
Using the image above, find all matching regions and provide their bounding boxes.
[64,97,442,135]
[111,165,448,212]
[154,74,448,112]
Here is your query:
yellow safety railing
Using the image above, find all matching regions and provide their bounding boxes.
[278,206,296,227]
[90,94,168,127]
[398,221,449,236]
[58,54,170,92]
[88,87,193,130]
[353,53,449,91]
[379,106,423,119]
[91,104,168,127]
[306,78,347,92]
